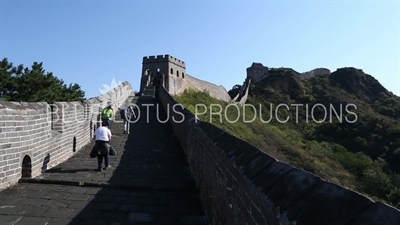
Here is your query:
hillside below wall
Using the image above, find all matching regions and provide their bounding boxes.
[173,74,232,102]
[158,86,400,225]
[0,82,133,190]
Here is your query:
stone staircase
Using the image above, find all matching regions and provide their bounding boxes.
[142,86,156,97]
[0,93,208,224]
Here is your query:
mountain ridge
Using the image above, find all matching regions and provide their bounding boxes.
[245,66,400,207]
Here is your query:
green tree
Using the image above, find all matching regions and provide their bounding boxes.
[0,58,85,102]
[228,84,241,99]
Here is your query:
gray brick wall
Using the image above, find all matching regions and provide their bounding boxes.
[176,74,232,102]
[0,81,133,190]
[165,72,232,102]
[158,86,400,225]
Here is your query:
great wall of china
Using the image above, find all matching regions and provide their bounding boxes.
[0,54,399,224]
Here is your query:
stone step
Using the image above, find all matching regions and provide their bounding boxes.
[142,86,156,97]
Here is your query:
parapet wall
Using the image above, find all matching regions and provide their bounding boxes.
[173,73,232,102]
[0,81,133,190]
[158,86,400,225]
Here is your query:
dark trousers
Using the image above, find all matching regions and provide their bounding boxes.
[97,154,110,169]
[95,141,110,169]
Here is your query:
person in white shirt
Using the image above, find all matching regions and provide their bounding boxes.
[93,122,112,171]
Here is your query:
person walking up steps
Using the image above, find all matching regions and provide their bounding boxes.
[93,121,112,171]
[101,105,114,130]
[120,105,136,134]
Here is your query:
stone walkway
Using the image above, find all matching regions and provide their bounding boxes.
[0,95,208,225]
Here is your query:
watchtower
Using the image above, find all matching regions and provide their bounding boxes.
[140,54,186,94]
[246,62,269,83]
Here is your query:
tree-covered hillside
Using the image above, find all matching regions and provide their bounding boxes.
[175,67,400,209]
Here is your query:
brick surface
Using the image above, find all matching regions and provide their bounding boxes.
[0,95,208,225]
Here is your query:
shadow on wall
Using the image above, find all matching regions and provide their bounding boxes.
[73,136,77,152]
[96,114,101,129]
[41,153,50,173]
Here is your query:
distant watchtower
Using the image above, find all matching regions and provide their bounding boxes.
[140,54,186,94]
[247,62,269,83]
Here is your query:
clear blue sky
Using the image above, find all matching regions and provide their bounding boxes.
[1,0,399,99]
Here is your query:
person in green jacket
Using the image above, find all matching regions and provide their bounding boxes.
[101,105,114,129]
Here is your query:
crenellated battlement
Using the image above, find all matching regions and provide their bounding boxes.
[143,54,185,68]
